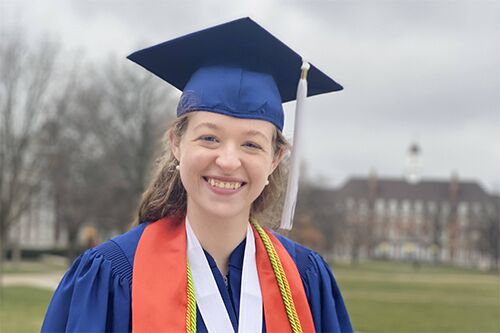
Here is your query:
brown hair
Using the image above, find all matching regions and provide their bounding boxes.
[135,113,289,228]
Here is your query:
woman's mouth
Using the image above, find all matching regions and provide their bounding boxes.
[203,177,246,190]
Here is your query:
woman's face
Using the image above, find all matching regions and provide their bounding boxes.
[171,111,282,221]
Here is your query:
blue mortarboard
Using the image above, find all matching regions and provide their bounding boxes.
[127,17,342,131]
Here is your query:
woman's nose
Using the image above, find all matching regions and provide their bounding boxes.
[215,144,242,172]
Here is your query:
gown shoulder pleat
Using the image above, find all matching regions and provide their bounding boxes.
[273,233,353,333]
[41,224,147,333]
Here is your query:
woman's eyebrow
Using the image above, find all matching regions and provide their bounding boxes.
[193,122,219,131]
[193,122,270,140]
[244,130,270,141]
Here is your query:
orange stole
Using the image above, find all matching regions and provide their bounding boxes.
[252,227,316,333]
[132,217,315,332]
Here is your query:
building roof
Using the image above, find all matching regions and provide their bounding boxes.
[334,177,492,203]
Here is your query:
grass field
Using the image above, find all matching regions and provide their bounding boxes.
[0,286,53,333]
[333,260,500,333]
[0,260,498,332]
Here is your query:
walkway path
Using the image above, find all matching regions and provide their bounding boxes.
[2,272,64,290]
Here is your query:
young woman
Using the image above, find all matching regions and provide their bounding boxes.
[42,18,353,333]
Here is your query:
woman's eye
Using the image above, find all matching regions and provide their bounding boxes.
[243,142,262,150]
[199,135,218,143]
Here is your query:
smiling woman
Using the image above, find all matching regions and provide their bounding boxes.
[41,17,352,333]
[173,112,283,224]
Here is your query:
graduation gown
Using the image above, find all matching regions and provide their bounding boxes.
[41,223,353,333]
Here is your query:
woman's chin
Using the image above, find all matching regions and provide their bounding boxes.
[192,202,251,222]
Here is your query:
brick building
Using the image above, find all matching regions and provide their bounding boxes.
[330,174,499,268]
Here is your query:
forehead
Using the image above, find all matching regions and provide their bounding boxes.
[187,111,276,139]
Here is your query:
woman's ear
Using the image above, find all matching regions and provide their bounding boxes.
[270,148,286,173]
[169,128,181,161]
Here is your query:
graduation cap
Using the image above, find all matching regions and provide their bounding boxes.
[128,17,342,229]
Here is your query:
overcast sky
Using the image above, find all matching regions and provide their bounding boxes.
[2,0,499,192]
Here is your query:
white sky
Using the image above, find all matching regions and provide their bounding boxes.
[2,0,499,192]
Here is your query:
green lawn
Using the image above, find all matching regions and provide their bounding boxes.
[0,286,53,333]
[0,261,499,333]
[333,261,500,333]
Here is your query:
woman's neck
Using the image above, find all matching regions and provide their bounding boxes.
[186,208,249,276]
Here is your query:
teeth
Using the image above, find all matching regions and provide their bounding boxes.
[207,178,242,190]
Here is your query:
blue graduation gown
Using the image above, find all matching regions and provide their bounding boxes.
[41,223,353,332]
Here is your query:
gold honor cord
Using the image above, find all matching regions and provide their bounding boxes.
[251,219,303,333]
[184,220,303,333]
[186,264,197,333]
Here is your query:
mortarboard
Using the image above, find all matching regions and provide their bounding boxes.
[127,17,341,131]
[128,17,342,229]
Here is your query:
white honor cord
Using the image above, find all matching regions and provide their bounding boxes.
[186,218,263,333]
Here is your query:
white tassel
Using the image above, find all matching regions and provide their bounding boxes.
[280,61,310,230]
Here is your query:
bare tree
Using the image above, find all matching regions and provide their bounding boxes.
[38,61,104,260]
[0,28,58,261]
[88,59,175,233]
[476,199,500,271]
[38,58,175,260]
